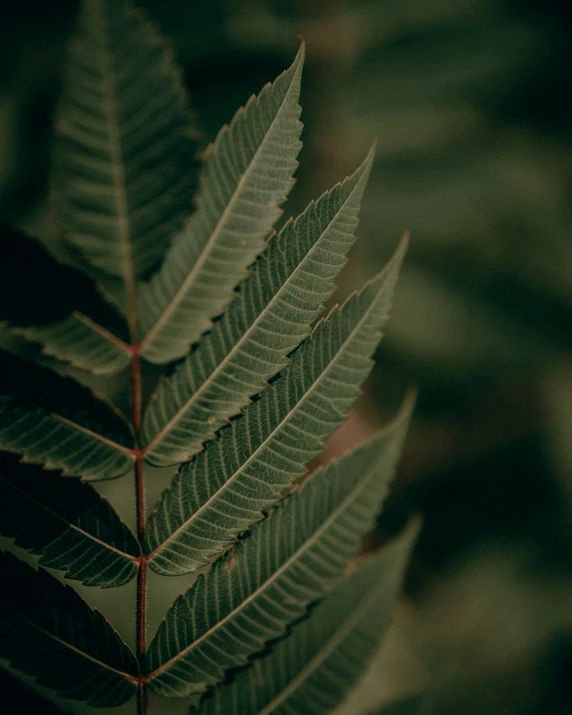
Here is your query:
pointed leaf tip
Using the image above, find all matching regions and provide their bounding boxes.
[145,390,413,697]
[350,142,377,189]
[138,37,305,364]
[141,124,381,468]
[145,219,406,571]
[279,41,303,95]
[199,524,416,715]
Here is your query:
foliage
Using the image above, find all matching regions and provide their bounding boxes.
[0,1,414,713]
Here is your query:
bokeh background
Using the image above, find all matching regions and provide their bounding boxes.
[1,1,572,713]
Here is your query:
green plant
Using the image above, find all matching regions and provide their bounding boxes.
[0,1,414,713]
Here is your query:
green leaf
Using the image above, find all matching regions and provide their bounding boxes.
[0,669,70,714]
[0,223,131,375]
[145,395,413,697]
[145,235,408,575]
[137,44,305,363]
[198,528,416,715]
[0,456,139,587]
[54,0,199,282]
[0,552,138,707]
[17,315,132,376]
[141,147,375,464]
[0,351,134,480]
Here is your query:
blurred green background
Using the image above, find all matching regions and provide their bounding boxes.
[1,0,572,713]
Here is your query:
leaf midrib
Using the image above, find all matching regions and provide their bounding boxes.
[55,415,134,457]
[143,173,356,456]
[74,312,131,352]
[138,60,301,359]
[94,0,137,339]
[146,452,380,680]
[147,282,381,560]
[16,614,138,684]
[3,398,132,457]
[0,477,139,562]
[256,569,385,715]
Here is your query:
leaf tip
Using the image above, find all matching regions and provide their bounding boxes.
[291,37,306,74]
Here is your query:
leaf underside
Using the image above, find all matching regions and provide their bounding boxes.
[0,456,139,587]
[0,223,131,375]
[198,529,415,715]
[137,43,305,363]
[0,552,137,707]
[145,397,413,697]
[0,1,414,709]
[54,0,200,281]
[145,235,408,576]
[0,351,134,480]
[141,146,375,466]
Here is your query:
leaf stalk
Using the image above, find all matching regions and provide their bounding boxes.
[131,349,148,714]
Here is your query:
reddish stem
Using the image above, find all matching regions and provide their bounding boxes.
[131,349,147,714]
[137,680,148,714]
[131,348,142,434]
[135,455,146,654]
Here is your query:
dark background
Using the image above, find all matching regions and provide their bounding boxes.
[1,1,571,713]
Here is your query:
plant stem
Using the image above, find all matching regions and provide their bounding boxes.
[135,454,147,714]
[131,350,147,714]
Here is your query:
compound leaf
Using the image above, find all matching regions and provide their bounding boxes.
[0,552,138,707]
[141,147,375,465]
[145,395,413,697]
[137,44,304,363]
[145,235,408,575]
[0,351,134,480]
